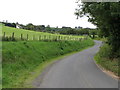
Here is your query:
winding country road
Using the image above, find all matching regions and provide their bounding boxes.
[34,40,118,88]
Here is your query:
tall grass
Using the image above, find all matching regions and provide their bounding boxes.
[94,44,119,76]
[2,39,94,88]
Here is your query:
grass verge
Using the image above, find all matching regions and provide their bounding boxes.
[3,39,94,88]
[24,42,95,88]
[94,44,119,77]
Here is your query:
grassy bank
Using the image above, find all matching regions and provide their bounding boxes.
[2,39,94,88]
[94,44,119,77]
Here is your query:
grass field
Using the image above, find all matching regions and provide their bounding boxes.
[2,25,85,41]
[2,39,94,88]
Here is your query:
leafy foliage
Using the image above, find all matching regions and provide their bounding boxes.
[75,2,120,57]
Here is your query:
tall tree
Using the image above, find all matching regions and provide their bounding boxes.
[75,2,120,55]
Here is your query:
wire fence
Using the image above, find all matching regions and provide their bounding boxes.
[2,32,88,42]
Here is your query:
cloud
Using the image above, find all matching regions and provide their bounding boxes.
[0,0,96,28]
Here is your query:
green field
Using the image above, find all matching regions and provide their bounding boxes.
[2,25,85,41]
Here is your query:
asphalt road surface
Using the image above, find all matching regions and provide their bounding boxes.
[35,40,118,88]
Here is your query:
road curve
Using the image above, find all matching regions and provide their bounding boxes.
[34,40,118,88]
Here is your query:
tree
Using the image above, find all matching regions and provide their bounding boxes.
[89,30,98,39]
[40,25,45,32]
[75,2,120,55]
[3,22,16,28]
[26,23,34,30]
[45,25,51,32]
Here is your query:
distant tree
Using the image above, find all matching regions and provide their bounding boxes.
[40,25,45,32]
[45,25,51,32]
[89,30,98,39]
[4,22,16,28]
[26,23,34,30]
[78,26,82,29]
[75,26,77,29]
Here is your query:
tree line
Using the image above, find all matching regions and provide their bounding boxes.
[1,21,98,38]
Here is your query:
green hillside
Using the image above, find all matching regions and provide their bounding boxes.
[2,24,92,88]
[2,25,85,41]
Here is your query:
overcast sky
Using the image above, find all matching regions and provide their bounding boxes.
[0,0,96,28]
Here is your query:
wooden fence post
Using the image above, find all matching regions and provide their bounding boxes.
[3,32,5,40]
[64,36,65,41]
[70,37,71,41]
[27,34,28,40]
[44,35,46,40]
[41,35,42,40]
[67,37,69,41]
[53,35,54,41]
[76,38,77,41]
[49,35,51,41]
[47,35,48,41]
[60,36,62,40]
[12,32,15,41]
[21,34,23,40]
[58,36,60,41]
[74,38,76,41]
[79,38,81,41]
[77,38,79,41]
[66,36,68,41]
[68,36,69,41]
[39,35,41,41]
[61,36,63,41]
[73,37,74,41]
[3,32,5,38]
[33,35,35,40]
[56,36,58,41]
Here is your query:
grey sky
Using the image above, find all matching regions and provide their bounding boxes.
[0,0,96,28]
